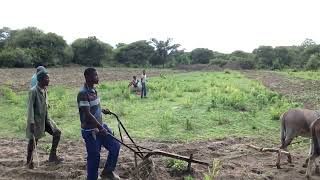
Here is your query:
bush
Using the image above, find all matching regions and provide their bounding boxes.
[0,48,33,67]
[72,37,113,66]
[209,59,228,67]
[272,58,282,70]
[305,53,320,71]
[238,58,255,69]
[191,48,213,64]
[62,46,74,65]
[0,86,19,103]
[166,159,187,172]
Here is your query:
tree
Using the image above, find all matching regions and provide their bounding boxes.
[305,53,320,71]
[6,27,44,48]
[273,46,292,67]
[172,50,191,65]
[190,48,213,64]
[252,46,275,68]
[72,36,113,66]
[150,38,180,67]
[301,44,320,64]
[301,38,316,48]
[230,50,250,59]
[115,43,126,48]
[299,38,320,67]
[5,27,69,66]
[114,40,154,66]
[286,46,302,68]
[0,48,33,67]
[0,27,11,49]
[62,46,74,65]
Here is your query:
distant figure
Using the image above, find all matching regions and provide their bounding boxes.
[128,76,140,93]
[140,69,147,98]
[31,65,47,87]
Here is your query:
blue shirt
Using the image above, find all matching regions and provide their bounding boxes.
[77,86,102,128]
[31,73,37,87]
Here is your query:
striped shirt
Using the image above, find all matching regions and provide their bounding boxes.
[77,86,102,127]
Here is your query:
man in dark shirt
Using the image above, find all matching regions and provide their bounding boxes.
[77,68,120,180]
[26,70,63,169]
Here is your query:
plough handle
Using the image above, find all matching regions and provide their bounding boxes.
[107,112,144,158]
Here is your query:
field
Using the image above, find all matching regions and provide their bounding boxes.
[0,68,320,179]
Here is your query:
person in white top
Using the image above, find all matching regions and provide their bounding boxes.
[140,69,147,98]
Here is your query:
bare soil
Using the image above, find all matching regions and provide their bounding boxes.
[242,70,320,109]
[0,137,315,180]
[0,67,185,91]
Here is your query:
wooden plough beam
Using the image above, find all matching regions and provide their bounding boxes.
[105,112,210,171]
[246,144,291,156]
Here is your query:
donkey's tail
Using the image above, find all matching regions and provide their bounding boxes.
[280,111,288,149]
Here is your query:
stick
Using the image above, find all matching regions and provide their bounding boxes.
[246,144,291,156]
[33,136,40,167]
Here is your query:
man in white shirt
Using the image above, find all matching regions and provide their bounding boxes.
[140,70,147,98]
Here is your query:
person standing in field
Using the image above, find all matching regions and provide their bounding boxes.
[30,65,47,87]
[77,68,120,180]
[140,69,147,98]
[26,70,63,169]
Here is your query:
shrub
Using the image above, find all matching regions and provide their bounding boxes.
[0,86,18,103]
[166,159,187,172]
[0,48,33,67]
[203,160,222,180]
[305,53,320,70]
[238,58,255,69]
[209,59,228,67]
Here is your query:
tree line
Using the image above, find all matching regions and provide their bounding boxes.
[1,27,320,70]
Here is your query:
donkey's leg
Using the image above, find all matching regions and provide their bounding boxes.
[306,155,316,178]
[276,149,282,169]
[284,147,292,163]
[304,141,313,168]
[315,157,319,174]
[304,158,310,168]
[277,133,294,168]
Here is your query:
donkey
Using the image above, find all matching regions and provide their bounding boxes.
[276,108,320,170]
[306,117,320,178]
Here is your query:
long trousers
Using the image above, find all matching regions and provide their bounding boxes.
[81,124,120,180]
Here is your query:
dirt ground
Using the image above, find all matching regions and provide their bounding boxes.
[1,68,320,179]
[0,67,185,91]
[0,137,315,180]
[242,70,320,109]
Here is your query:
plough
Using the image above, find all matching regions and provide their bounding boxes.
[105,112,210,173]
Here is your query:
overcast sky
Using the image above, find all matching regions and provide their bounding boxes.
[1,0,319,53]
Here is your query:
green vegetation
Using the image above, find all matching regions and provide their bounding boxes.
[1,27,320,70]
[0,71,301,142]
[203,160,222,180]
[282,70,320,80]
[166,159,188,172]
[277,70,320,110]
[38,143,52,153]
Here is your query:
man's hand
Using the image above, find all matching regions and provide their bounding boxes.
[99,128,108,136]
[102,108,111,115]
[30,123,35,134]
